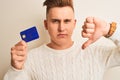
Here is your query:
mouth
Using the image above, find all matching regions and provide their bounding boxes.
[57,34,67,38]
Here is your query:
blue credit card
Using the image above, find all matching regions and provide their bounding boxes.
[20,26,39,42]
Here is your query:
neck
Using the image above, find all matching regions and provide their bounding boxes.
[47,40,74,50]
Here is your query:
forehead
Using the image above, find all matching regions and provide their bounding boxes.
[47,6,74,19]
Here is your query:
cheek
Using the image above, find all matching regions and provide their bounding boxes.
[48,27,57,36]
[69,29,74,34]
[67,25,75,33]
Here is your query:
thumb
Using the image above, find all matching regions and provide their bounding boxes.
[82,39,93,49]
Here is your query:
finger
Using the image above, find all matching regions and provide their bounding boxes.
[83,28,94,34]
[11,46,26,52]
[16,51,26,56]
[16,56,26,61]
[11,45,26,54]
[11,41,27,51]
[15,40,27,47]
[86,17,94,23]
[13,55,26,61]
[15,46,26,51]
[82,39,93,49]
[83,23,95,29]
[13,50,26,56]
[11,53,26,63]
[11,49,26,57]
[81,31,92,38]
[11,57,25,65]
[11,60,24,70]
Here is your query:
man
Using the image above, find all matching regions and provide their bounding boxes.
[3,0,120,80]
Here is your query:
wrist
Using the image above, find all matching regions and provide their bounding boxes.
[105,22,117,38]
[11,66,24,71]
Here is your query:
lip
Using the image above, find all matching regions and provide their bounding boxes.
[57,34,67,38]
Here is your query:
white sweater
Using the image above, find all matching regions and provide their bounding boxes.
[3,27,120,80]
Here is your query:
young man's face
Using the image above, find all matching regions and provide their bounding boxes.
[44,6,76,44]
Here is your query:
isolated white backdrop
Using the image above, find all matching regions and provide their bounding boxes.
[1,0,120,80]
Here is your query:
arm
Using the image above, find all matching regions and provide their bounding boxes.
[3,41,31,80]
[82,17,115,49]
[105,24,120,68]
[82,17,120,68]
[3,67,31,80]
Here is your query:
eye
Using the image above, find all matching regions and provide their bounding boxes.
[64,19,71,23]
[52,19,59,23]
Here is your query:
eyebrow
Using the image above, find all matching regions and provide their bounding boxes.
[51,18,72,21]
[64,19,72,21]
[51,19,60,21]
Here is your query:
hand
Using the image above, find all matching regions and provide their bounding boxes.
[11,40,27,70]
[81,17,110,49]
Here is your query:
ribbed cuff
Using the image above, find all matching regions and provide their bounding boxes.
[10,66,24,72]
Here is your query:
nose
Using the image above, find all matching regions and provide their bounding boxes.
[58,22,65,32]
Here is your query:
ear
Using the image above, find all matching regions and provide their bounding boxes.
[44,20,48,30]
[74,19,77,28]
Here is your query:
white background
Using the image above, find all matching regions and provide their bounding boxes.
[1,0,120,80]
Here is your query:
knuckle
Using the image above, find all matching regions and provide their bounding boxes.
[82,32,86,37]
[11,47,14,50]
[12,54,17,60]
[11,49,16,55]
[17,51,25,56]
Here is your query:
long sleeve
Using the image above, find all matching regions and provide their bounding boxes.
[105,23,120,68]
[3,66,31,80]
